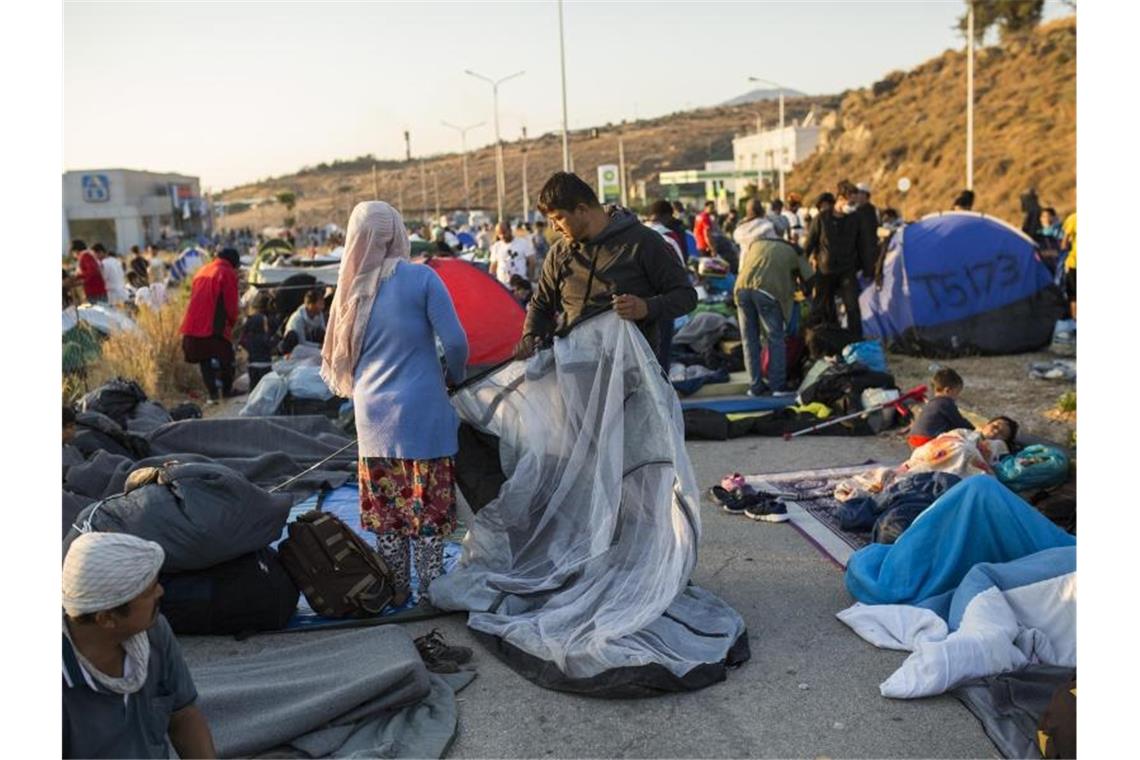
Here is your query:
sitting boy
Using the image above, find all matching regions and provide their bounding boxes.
[908,368,974,448]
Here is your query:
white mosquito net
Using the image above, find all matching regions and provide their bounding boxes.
[430,311,748,695]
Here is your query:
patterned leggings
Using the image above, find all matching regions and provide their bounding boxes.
[376,534,446,596]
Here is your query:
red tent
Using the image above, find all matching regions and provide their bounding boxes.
[421,257,524,366]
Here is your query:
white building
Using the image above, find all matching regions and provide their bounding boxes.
[63,169,209,253]
[732,123,821,187]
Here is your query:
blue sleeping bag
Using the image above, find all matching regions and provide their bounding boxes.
[844,476,1075,618]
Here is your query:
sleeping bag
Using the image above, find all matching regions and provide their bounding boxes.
[64,462,292,572]
[844,476,1075,615]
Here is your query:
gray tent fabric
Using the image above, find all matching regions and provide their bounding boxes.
[432,312,748,695]
[187,626,473,758]
[64,462,292,572]
[951,665,1075,759]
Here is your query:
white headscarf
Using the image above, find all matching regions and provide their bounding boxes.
[62,533,165,695]
[320,201,411,397]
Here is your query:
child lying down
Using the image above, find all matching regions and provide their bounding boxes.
[836,418,1019,502]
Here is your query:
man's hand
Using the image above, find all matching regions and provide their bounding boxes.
[513,334,541,360]
[613,294,649,321]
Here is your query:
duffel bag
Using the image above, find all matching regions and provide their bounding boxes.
[160,547,299,636]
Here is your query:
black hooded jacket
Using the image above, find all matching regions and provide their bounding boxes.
[524,207,696,348]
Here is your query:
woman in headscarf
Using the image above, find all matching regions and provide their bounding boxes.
[322,201,468,603]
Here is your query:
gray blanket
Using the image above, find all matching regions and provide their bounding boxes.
[187,626,472,758]
[64,416,358,501]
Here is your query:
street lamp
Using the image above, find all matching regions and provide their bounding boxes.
[441,120,484,212]
[557,0,571,171]
[465,68,525,223]
[748,76,793,201]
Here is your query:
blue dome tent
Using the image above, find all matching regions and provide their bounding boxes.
[860,212,1064,357]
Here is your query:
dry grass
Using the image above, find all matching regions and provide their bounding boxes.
[88,289,202,406]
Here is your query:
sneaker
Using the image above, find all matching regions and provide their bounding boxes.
[709,485,748,514]
[744,498,790,523]
[414,629,473,672]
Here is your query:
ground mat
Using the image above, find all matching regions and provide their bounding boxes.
[744,463,878,567]
[680,394,797,414]
[273,484,463,632]
[431,312,749,696]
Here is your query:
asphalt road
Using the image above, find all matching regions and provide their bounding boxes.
[182,432,999,758]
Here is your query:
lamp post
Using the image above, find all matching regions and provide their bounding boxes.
[748,76,792,201]
[557,0,571,171]
[441,120,484,212]
[966,1,975,190]
[465,68,525,223]
[521,126,530,223]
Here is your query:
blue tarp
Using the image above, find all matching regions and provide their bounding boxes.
[844,476,1075,618]
[273,484,461,630]
[861,212,1058,355]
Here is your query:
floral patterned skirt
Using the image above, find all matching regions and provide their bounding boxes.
[358,456,457,538]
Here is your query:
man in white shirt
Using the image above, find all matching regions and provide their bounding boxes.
[96,245,129,306]
[489,221,536,286]
[767,199,792,240]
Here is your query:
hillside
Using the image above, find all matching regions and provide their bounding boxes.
[217,16,1075,230]
[215,93,835,229]
[789,17,1076,221]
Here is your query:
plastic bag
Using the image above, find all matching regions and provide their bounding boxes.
[842,339,888,373]
[240,372,288,416]
[286,365,334,400]
[994,444,1070,493]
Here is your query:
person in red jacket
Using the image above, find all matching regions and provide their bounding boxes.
[179,248,240,402]
[693,200,716,255]
[72,239,107,303]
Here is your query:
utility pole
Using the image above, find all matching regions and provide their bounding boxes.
[403,130,411,162]
[749,76,791,200]
[396,170,403,211]
[966,0,975,190]
[558,0,571,171]
[466,68,525,223]
[433,170,440,219]
[371,164,378,199]
[420,159,428,222]
[521,126,530,222]
[617,130,628,207]
[442,120,484,212]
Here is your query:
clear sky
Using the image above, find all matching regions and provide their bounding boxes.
[63,0,1072,191]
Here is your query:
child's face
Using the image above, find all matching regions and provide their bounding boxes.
[982,419,1012,442]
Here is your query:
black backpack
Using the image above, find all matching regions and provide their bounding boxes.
[277,504,395,618]
[159,547,299,636]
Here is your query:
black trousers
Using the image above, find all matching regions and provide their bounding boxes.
[812,272,863,339]
[248,365,272,394]
[183,335,235,399]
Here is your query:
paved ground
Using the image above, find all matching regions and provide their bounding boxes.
[181,431,998,759]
